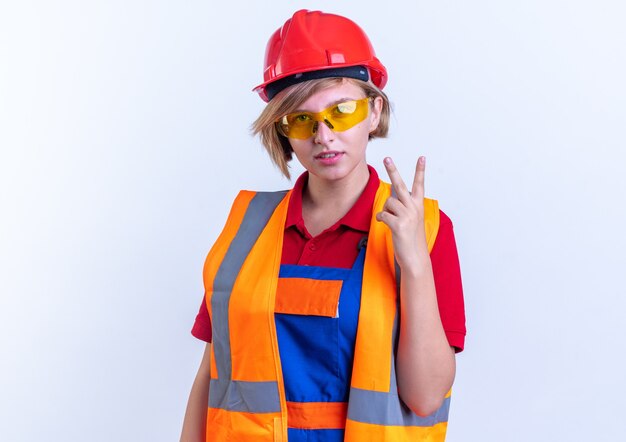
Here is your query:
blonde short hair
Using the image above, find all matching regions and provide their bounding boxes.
[251,77,391,179]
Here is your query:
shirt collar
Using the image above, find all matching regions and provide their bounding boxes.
[285,165,380,234]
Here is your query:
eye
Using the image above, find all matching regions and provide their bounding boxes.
[335,101,358,114]
[293,113,312,123]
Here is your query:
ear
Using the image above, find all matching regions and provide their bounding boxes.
[369,96,384,132]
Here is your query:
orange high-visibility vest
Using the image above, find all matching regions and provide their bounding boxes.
[203,180,450,441]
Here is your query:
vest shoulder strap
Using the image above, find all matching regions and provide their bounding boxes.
[202,190,289,298]
[424,197,440,252]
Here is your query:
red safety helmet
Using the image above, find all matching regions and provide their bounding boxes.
[253,9,388,102]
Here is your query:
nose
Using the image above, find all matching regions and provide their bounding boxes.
[313,119,335,145]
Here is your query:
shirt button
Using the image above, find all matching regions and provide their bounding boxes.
[308,242,317,251]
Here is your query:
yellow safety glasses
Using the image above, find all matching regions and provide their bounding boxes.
[277,97,371,140]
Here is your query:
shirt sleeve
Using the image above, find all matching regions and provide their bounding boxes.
[191,296,212,342]
[431,209,466,352]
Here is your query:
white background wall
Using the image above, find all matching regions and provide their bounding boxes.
[1,1,625,440]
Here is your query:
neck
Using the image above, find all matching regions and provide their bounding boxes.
[300,162,371,236]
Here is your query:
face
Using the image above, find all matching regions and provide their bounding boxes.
[286,80,383,185]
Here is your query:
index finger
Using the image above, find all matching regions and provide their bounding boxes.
[383,157,411,202]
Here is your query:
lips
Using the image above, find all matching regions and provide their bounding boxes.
[314,151,344,165]
[314,151,342,159]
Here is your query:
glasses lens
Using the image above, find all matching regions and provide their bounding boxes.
[279,113,315,139]
[278,97,370,140]
[326,98,369,132]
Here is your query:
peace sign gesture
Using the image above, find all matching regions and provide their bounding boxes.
[376,156,430,271]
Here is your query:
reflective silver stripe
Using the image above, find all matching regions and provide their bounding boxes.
[209,191,287,412]
[209,379,282,413]
[347,388,450,426]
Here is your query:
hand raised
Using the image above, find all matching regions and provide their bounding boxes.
[375,156,429,270]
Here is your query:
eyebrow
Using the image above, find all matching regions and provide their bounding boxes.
[294,97,361,113]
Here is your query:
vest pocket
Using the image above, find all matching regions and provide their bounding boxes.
[275,277,343,317]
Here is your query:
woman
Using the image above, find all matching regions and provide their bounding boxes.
[181,9,465,442]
